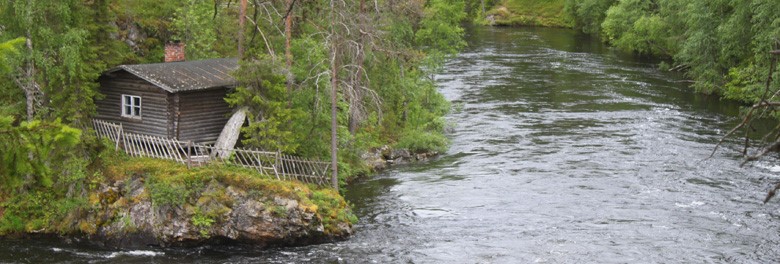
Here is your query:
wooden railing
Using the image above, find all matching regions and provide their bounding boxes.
[276,154,331,186]
[122,132,189,163]
[92,119,123,150]
[92,119,332,187]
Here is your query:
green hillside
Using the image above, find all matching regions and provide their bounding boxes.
[484,0,572,27]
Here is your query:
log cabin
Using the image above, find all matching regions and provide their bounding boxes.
[95,45,239,144]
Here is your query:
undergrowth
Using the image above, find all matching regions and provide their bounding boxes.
[0,145,356,237]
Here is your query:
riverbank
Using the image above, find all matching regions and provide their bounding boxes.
[480,0,571,27]
[0,139,443,249]
[361,145,441,174]
[0,153,355,248]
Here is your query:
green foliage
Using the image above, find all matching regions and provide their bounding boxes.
[148,180,188,208]
[0,0,141,123]
[112,0,179,62]
[0,37,25,73]
[483,0,572,27]
[226,57,306,154]
[565,0,780,104]
[416,0,468,62]
[191,209,215,238]
[0,117,82,191]
[221,0,465,182]
[0,38,26,117]
[0,117,104,235]
[172,0,236,60]
[465,0,500,22]
[0,190,86,234]
[601,0,675,56]
[311,189,357,234]
[395,129,450,154]
[565,0,617,34]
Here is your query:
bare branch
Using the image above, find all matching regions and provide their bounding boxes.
[740,138,780,167]
[244,15,276,60]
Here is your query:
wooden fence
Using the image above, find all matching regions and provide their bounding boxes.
[92,119,332,187]
[92,119,123,150]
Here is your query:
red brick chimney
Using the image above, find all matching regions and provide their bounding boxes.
[164,42,186,62]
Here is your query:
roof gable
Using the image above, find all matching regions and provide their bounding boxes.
[106,58,239,93]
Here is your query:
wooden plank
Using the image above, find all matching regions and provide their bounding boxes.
[122,130,131,156]
[127,134,136,157]
[157,137,169,159]
[187,140,192,169]
[139,135,149,157]
[173,140,185,163]
[151,135,164,159]
[127,134,137,157]
[169,138,183,163]
[145,135,156,158]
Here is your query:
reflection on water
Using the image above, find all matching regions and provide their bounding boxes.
[3,26,780,263]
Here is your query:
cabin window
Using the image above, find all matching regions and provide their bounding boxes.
[121,94,142,119]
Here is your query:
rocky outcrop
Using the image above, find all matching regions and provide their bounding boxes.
[361,145,439,172]
[78,175,352,248]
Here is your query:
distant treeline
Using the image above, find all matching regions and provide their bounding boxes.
[565,0,780,103]
[471,0,780,104]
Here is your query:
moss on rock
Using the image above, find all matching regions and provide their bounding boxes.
[0,154,355,248]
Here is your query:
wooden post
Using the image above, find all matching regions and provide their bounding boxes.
[115,123,122,151]
[187,140,193,169]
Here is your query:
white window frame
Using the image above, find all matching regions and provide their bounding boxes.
[121,94,142,119]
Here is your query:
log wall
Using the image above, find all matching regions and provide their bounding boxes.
[96,71,171,138]
[177,88,232,143]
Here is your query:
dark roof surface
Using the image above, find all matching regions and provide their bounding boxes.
[107,58,239,93]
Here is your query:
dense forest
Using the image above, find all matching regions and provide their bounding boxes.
[0,0,466,183]
[473,0,780,106]
[0,0,465,235]
[564,0,780,104]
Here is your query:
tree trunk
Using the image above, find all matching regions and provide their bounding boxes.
[329,0,339,190]
[238,0,247,58]
[348,0,366,135]
[285,0,294,96]
[22,35,41,121]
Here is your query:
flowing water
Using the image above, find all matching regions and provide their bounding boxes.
[4,26,780,263]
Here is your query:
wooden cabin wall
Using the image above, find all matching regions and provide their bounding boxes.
[96,72,170,137]
[177,88,232,143]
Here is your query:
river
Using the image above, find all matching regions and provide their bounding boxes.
[3,26,780,263]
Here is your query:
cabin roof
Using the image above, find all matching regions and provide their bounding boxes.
[106,58,239,93]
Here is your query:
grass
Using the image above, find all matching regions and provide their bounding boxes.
[104,156,356,234]
[483,0,572,27]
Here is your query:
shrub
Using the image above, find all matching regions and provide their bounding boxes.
[395,130,449,153]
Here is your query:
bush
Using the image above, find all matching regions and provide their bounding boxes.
[395,129,449,153]
[311,189,357,234]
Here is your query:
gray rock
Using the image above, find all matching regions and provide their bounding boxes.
[87,176,351,248]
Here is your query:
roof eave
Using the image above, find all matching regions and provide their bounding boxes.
[117,66,177,93]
